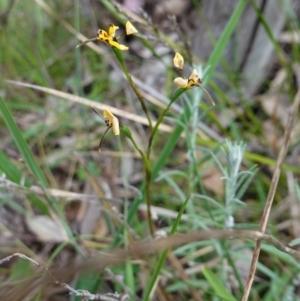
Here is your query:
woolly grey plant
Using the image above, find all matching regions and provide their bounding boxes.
[194,140,257,228]
[220,140,257,228]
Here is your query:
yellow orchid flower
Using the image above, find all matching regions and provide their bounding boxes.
[174,69,202,89]
[93,108,121,152]
[126,21,138,35]
[173,53,215,105]
[173,52,202,89]
[103,109,120,135]
[173,52,184,70]
[77,21,138,50]
[97,24,129,51]
[189,69,202,85]
[173,77,188,89]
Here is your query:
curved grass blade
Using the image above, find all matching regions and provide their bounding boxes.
[142,195,191,301]
[0,96,48,187]
[0,96,78,245]
[202,267,237,301]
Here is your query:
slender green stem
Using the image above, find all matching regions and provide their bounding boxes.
[136,88,185,237]
[114,49,184,237]
[147,102,173,158]
[132,89,185,236]
[113,41,156,237]
[112,47,153,130]
[112,44,155,235]
[147,88,185,158]
[145,167,154,236]
[142,195,191,301]
[127,134,154,236]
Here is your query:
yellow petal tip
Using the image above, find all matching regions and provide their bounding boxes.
[173,52,184,69]
[126,21,138,35]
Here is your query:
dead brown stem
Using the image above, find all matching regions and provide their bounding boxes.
[2,230,300,300]
[241,87,300,301]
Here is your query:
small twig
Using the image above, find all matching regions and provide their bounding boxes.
[104,268,138,298]
[0,253,44,269]
[241,87,300,301]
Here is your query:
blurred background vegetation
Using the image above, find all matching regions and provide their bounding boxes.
[1,0,300,300]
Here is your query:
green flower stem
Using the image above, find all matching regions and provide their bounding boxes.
[130,138,154,236]
[142,195,191,301]
[147,88,185,158]
[121,126,154,236]
[112,47,153,130]
[113,48,185,237]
